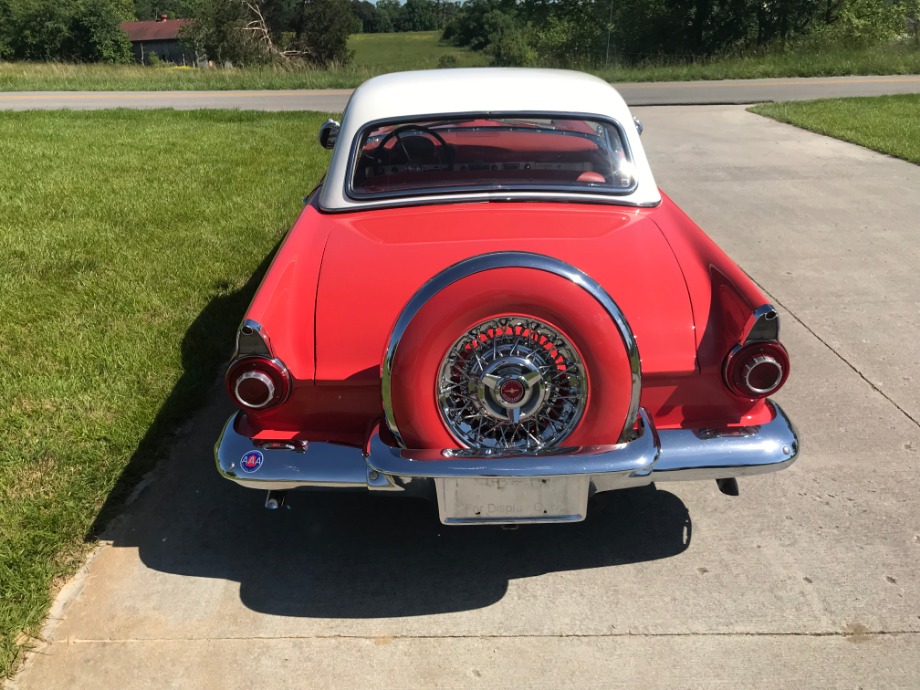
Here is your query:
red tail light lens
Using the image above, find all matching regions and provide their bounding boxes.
[226,357,291,410]
[724,341,789,399]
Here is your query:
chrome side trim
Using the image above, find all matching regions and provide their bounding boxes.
[382,251,642,448]
[744,304,780,343]
[235,319,273,358]
[214,402,798,501]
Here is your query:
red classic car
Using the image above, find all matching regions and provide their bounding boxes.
[215,68,799,525]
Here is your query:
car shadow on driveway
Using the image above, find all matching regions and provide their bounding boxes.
[98,248,692,618]
[108,393,692,616]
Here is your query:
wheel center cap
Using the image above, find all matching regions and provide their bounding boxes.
[498,378,525,403]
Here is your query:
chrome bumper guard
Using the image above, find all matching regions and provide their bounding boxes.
[215,402,799,522]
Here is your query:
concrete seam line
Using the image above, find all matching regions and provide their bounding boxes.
[753,281,920,431]
[54,630,920,643]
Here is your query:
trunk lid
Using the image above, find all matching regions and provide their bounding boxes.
[314,202,696,382]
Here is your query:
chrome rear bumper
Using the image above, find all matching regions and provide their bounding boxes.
[215,402,799,505]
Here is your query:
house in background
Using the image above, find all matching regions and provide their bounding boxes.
[120,15,196,64]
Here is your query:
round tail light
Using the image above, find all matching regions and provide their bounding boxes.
[226,357,291,410]
[724,341,789,399]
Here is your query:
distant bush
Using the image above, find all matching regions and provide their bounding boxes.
[797,0,909,48]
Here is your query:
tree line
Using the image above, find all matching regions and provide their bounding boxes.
[0,0,454,65]
[1,0,916,66]
[351,0,459,33]
[0,0,356,64]
[443,0,920,67]
[0,0,135,62]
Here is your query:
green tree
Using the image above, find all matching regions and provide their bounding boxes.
[350,0,376,32]
[180,0,261,64]
[302,0,353,64]
[183,0,353,66]
[443,0,517,50]
[483,9,534,65]
[823,0,907,44]
[73,0,133,62]
[3,0,131,61]
[0,0,11,58]
[375,0,400,31]
[8,0,76,60]
[397,0,438,31]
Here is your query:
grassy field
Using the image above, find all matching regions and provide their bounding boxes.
[0,110,332,676]
[751,94,920,165]
[0,32,486,91]
[0,34,918,91]
[350,31,488,70]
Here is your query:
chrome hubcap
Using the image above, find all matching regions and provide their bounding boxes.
[438,317,587,451]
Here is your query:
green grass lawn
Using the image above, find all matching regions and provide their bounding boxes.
[0,35,918,91]
[751,94,920,165]
[0,110,332,676]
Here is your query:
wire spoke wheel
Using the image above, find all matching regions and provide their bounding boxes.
[437,316,587,452]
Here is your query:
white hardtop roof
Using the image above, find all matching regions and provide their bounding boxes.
[319,68,661,211]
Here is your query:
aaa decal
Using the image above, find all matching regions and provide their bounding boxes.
[239,450,264,473]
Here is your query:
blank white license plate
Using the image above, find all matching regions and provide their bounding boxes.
[435,476,590,525]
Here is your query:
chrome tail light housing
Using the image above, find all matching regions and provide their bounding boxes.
[226,357,291,410]
[723,341,789,399]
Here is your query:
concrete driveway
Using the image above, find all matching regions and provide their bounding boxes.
[9,105,920,689]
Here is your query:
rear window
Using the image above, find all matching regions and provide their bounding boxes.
[349,115,636,200]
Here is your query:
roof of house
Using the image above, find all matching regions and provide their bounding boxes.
[120,18,191,42]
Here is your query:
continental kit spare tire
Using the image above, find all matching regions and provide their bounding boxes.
[383,254,640,451]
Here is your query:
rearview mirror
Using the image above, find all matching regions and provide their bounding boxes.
[318,119,340,149]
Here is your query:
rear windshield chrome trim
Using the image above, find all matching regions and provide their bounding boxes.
[318,193,661,214]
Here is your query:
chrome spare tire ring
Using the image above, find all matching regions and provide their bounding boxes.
[437,316,587,451]
[382,252,641,450]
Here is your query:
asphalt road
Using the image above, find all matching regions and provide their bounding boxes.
[1,74,920,110]
[8,103,920,689]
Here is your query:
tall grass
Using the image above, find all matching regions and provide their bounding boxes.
[1,35,918,91]
[0,61,375,91]
[593,41,920,82]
